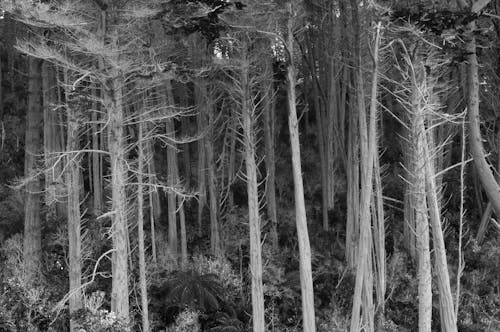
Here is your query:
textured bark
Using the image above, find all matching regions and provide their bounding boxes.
[412,67,432,332]
[164,83,178,263]
[461,2,500,217]
[195,82,207,236]
[263,56,278,247]
[91,88,103,215]
[23,57,43,282]
[286,5,316,331]
[65,72,82,331]
[42,62,64,220]
[137,116,150,332]
[106,74,129,320]
[241,48,265,332]
[349,14,379,332]
[206,100,221,256]
[424,133,457,331]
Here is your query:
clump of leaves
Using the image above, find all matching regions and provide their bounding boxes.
[0,234,66,332]
[72,291,130,332]
[172,309,201,332]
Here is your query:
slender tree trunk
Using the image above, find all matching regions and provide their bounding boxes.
[373,143,386,329]
[137,113,150,332]
[92,88,103,215]
[241,47,265,332]
[263,56,278,248]
[0,54,3,121]
[286,5,316,331]
[23,57,43,282]
[195,82,207,236]
[424,131,457,331]
[65,72,82,332]
[206,98,221,256]
[164,83,178,263]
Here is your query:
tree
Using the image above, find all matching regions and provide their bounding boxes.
[23,56,43,283]
[286,3,316,331]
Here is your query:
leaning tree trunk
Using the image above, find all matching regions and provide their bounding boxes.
[23,57,43,283]
[240,46,265,332]
[286,4,316,331]
[424,127,457,332]
[460,2,500,217]
[64,71,83,332]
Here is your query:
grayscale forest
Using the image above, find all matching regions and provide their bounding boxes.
[0,0,499,331]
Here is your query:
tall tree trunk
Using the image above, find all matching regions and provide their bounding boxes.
[64,71,82,332]
[43,61,64,221]
[424,131,457,331]
[137,112,150,332]
[165,83,178,263]
[349,14,379,332]
[461,2,500,216]
[286,4,316,331]
[23,57,43,282]
[92,88,103,215]
[0,54,3,121]
[106,74,129,320]
[412,62,432,332]
[195,82,207,236]
[241,46,265,332]
[206,96,221,256]
[263,56,278,248]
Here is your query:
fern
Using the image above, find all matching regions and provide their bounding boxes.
[165,270,225,312]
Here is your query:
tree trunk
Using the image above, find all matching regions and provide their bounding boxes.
[23,57,43,282]
[424,131,457,331]
[137,113,150,332]
[43,61,64,221]
[165,83,178,263]
[412,65,432,332]
[106,74,130,321]
[286,5,316,331]
[92,88,103,216]
[465,18,500,217]
[195,82,207,236]
[65,71,83,331]
[263,56,278,248]
[241,47,265,332]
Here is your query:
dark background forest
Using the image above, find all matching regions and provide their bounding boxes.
[0,0,499,331]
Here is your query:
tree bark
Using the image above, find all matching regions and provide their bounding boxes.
[241,46,265,332]
[461,2,500,217]
[137,112,150,332]
[23,57,43,282]
[286,4,316,331]
[263,56,278,248]
[64,70,83,332]
[412,63,432,332]
[106,74,130,320]
[424,131,457,331]
[42,61,64,221]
